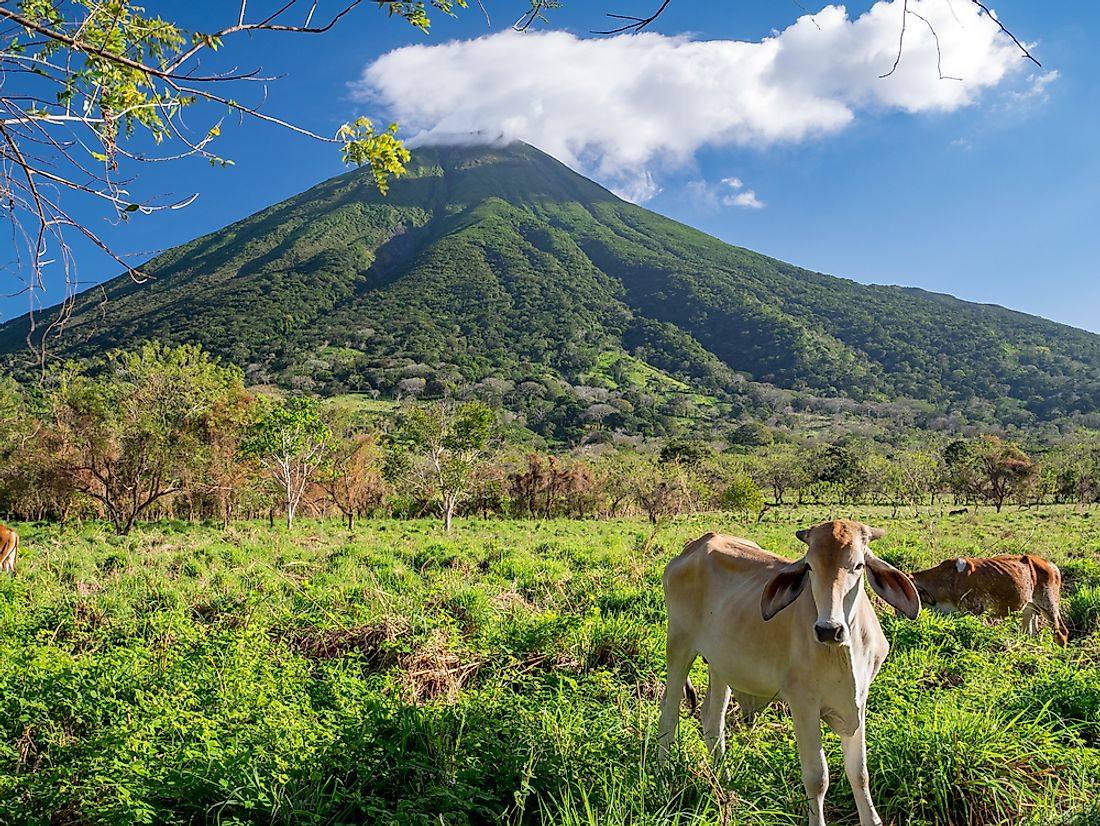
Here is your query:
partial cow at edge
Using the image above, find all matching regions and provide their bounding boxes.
[0,524,18,574]
[660,520,920,826]
[908,554,1069,646]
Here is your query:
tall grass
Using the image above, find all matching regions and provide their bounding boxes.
[0,508,1097,824]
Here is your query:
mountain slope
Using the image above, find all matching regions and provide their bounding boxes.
[2,141,1099,427]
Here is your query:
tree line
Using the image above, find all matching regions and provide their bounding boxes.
[1,344,1098,534]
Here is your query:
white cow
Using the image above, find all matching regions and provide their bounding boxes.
[659,520,920,826]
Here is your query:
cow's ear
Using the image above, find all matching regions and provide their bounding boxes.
[865,525,886,542]
[761,560,809,620]
[795,528,811,544]
[865,554,920,620]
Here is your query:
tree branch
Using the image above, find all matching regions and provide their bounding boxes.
[969,0,1041,68]
[592,0,672,35]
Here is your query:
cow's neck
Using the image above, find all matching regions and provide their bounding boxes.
[814,593,881,727]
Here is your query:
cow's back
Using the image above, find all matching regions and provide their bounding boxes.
[663,533,821,698]
[663,533,789,624]
[956,555,1040,615]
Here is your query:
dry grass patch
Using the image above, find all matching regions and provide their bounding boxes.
[286,614,410,667]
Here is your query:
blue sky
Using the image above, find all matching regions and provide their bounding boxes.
[3,1,1097,333]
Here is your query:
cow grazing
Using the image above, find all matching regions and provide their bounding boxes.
[659,520,920,826]
[909,554,1068,646]
[0,524,17,574]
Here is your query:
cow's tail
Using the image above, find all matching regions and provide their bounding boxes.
[684,676,698,713]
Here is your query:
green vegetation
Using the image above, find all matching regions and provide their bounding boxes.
[4,143,1100,438]
[0,137,1097,823]
[3,343,1100,537]
[0,509,1097,825]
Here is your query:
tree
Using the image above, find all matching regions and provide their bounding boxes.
[720,475,765,520]
[891,449,941,512]
[319,403,386,530]
[810,445,866,504]
[943,438,982,503]
[241,397,333,530]
[192,387,257,528]
[659,438,709,467]
[386,400,494,531]
[509,453,554,517]
[944,436,1038,512]
[756,445,804,506]
[973,436,1038,512]
[1047,442,1100,507]
[47,342,244,534]
[730,422,773,448]
[0,376,85,521]
[632,458,693,524]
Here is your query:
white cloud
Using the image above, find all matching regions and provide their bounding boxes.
[1004,69,1059,108]
[684,176,766,210]
[725,190,766,209]
[353,1,1040,201]
[609,169,661,203]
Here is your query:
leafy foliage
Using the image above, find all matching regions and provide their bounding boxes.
[720,475,766,517]
[384,401,494,530]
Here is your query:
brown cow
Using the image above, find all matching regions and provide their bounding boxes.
[908,554,1068,645]
[0,524,17,574]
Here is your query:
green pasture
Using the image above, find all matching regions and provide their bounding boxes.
[0,508,1098,825]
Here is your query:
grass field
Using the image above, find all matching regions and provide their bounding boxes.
[1,507,1098,825]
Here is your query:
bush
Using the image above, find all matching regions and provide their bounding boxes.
[720,476,765,517]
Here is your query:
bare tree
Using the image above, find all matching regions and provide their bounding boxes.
[241,396,333,530]
[386,400,494,531]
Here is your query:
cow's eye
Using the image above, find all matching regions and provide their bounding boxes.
[854,563,865,572]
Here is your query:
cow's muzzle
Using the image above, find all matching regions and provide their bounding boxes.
[813,621,847,645]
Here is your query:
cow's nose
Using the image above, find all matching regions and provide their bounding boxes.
[814,622,846,644]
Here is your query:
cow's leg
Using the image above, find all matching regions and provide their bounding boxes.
[658,631,696,767]
[1032,586,1070,646]
[791,706,828,826]
[1050,604,1070,647]
[1021,602,1041,637]
[702,666,731,764]
[839,709,882,826]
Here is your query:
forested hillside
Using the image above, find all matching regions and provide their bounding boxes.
[3,141,1099,433]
